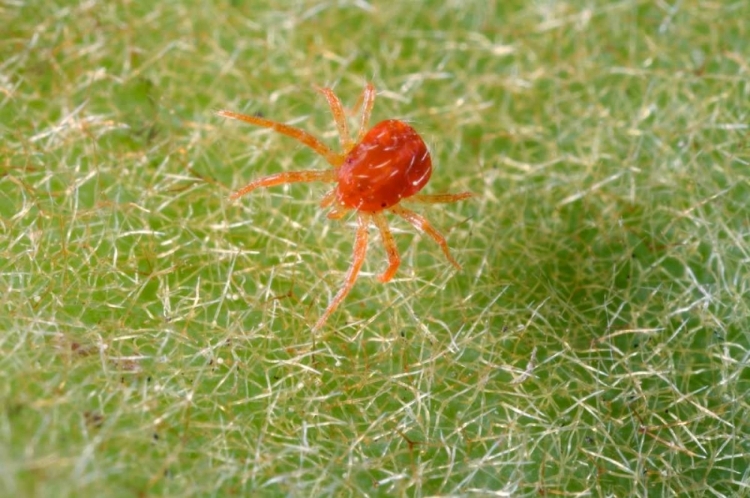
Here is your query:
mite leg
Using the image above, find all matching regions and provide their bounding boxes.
[217,110,343,167]
[317,87,352,151]
[408,192,473,204]
[319,188,337,208]
[313,213,370,331]
[320,189,349,219]
[372,212,400,283]
[230,170,336,200]
[391,205,461,270]
[355,83,376,143]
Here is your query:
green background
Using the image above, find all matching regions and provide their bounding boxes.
[2,0,749,496]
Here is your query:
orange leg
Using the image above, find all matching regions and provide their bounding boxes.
[349,83,366,114]
[372,212,400,282]
[326,204,349,220]
[409,192,473,204]
[317,87,352,151]
[319,188,337,208]
[230,170,336,200]
[313,213,370,331]
[391,205,461,270]
[320,189,349,219]
[355,83,376,143]
[217,110,343,167]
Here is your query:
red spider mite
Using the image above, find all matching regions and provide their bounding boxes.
[218,83,472,330]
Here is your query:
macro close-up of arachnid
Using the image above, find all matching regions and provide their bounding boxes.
[218,83,472,330]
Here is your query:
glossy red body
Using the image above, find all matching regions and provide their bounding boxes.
[336,119,432,212]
